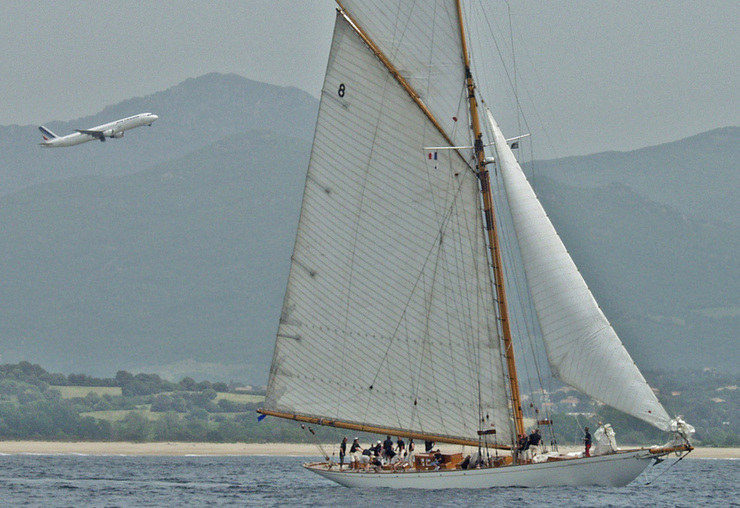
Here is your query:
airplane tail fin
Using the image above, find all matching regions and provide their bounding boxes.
[38,126,58,140]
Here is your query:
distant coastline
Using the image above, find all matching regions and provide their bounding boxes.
[0,441,737,459]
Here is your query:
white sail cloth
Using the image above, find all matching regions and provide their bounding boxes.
[593,424,619,455]
[486,108,673,432]
[338,0,470,150]
[264,10,514,444]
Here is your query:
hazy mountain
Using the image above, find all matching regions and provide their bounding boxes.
[0,73,737,382]
[0,73,318,196]
[0,131,308,384]
[527,127,740,372]
[534,175,740,372]
[532,127,740,227]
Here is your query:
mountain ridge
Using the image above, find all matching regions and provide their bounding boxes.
[0,73,318,197]
[0,73,737,382]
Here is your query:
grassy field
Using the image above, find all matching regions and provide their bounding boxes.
[51,386,263,403]
[79,409,158,422]
[215,392,264,403]
[53,386,123,398]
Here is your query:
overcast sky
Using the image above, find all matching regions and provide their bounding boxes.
[2,1,738,158]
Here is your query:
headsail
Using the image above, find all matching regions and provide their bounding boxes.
[263,5,514,445]
[485,108,672,431]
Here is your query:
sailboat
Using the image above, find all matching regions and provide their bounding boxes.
[257,0,693,488]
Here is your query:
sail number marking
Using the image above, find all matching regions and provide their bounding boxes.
[338,83,346,97]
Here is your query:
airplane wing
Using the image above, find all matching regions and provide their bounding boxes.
[75,129,106,141]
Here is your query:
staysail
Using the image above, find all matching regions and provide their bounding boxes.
[485,109,672,431]
[263,6,514,444]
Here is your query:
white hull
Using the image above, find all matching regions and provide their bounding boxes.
[306,450,655,489]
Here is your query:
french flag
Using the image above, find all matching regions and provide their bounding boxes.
[428,151,438,160]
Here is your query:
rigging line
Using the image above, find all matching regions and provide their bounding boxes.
[475,5,524,133]
[388,0,413,65]
[302,424,331,462]
[393,142,454,430]
[415,173,486,438]
[339,65,394,425]
[472,219,492,440]
[502,2,539,193]
[448,81,468,146]
[376,220,451,434]
[484,101,553,438]
[472,186,508,441]
[370,179,476,434]
[472,148,514,443]
[438,193,489,438]
[436,168,479,387]
[492,166,543,422]
[477,1,559,161]
[473,2,540,170]
[421,226,457,438]
[424,1,437,105]
[367,174,471,386]
[476,165,516,445]
[644,450,692,486]
[465,203,489,436]
[506,1,523,141]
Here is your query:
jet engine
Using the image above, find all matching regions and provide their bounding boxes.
[111,131,124,138]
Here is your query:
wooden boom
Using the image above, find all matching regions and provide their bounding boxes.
[257,408,511,451]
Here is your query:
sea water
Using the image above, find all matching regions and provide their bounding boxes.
[0,454,736,507]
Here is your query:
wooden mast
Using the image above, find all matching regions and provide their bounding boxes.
[456,0,525,439]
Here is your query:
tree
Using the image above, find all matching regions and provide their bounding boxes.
[151,394,173,412]
[115,412,151,441]
[115,370,134,386]
[212,382,228,393]
[179,377,197,391]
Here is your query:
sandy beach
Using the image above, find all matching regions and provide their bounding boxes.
[0,441,737,459]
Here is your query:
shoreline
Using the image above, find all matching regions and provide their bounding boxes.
[0,441,737,459]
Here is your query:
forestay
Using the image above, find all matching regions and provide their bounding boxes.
[264,4,514,444]
[485,109,672,431]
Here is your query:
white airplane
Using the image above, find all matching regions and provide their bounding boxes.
[38,112,159,148]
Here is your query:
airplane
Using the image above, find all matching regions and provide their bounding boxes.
[38,112,159,148]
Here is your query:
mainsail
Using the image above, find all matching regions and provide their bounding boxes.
[485,109,672,431]
[264,5,514,444]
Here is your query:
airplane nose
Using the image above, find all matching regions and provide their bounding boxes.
[151,114,159,121]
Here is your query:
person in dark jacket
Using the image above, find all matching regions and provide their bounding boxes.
[339,436,347,469]
[528,428,542,455]
[584,427,592,457]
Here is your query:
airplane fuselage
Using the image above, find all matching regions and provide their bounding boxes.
[39,112,158,147]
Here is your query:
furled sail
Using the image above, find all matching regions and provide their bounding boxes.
[485,109,672,431]
[263,6,514,444]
